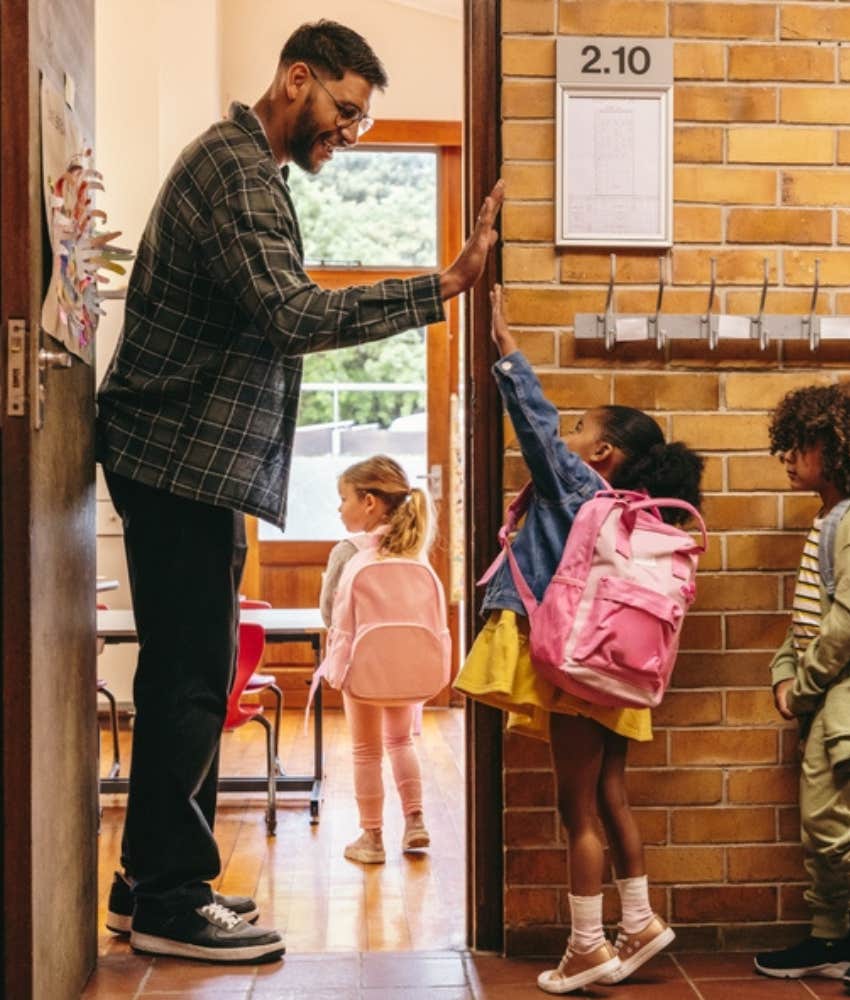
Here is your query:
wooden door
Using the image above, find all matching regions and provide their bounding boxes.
[0,1,98,997]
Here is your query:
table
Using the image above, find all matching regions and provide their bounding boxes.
[96,607,326,822]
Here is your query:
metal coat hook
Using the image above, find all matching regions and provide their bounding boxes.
[751,258,770,350]
[597,253,617,350]
[647,256,667,349]
[802,258,821,351]
[701,257,717,348]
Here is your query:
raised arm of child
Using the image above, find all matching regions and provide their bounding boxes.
[488,284,604,502]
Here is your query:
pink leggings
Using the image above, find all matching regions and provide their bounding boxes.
[342,694,423,830]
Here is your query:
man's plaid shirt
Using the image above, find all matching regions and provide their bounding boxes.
[96,102,444,529]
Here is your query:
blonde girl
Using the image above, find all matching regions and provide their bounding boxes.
[320,454,434,863]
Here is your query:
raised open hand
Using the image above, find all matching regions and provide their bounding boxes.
[489,284,518,357]
[439,179,504,300]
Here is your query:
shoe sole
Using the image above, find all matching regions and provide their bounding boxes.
[598,926,676,984]
[344,849,386,864]
[130,931,284,963]
[754,958,850,980]
[537,954,620,994]
[106,911,132,935]
[403,834,430,851]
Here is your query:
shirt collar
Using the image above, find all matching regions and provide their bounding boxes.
[227,101,287,181]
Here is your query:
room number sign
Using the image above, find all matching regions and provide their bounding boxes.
[556,36,673,247]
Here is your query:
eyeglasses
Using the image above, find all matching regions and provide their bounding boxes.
[307,66,374,137]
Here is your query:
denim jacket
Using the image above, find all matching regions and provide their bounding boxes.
[481,351,605,617]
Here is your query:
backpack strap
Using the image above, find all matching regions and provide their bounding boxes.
[476,481,534,587]
[616,495,707,556]
[818,498,850,599]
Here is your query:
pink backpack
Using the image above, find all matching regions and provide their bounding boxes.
[319,537,451,705]
[482,485,707,709]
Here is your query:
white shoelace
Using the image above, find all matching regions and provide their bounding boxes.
[198,902,242,931]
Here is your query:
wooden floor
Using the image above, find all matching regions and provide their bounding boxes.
[86,708,848,999]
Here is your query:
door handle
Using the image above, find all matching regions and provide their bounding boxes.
[38,348,73,370]
[416,463,443,501]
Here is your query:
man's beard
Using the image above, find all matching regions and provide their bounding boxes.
[290,99,333,175]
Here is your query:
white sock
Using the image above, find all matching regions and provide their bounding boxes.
[568,893,605,953]
[616,875,654,934]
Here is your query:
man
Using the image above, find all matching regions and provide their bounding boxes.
[96,19,502,963]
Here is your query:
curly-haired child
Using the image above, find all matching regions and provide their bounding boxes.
[754,384,850,984]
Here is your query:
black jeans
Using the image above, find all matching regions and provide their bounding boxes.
[105,470,247,911]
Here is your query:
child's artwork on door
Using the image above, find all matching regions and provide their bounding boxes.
[40,73,132,364]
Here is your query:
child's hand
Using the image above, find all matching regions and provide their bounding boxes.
[773,678,795,720]
[490,284,518,357]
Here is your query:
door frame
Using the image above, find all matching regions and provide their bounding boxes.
[463,0,504,953]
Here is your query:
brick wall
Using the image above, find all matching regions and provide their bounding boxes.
[499,0,850,955]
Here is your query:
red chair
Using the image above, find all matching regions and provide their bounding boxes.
[224,621,277,834]
[239,599,283,775]
[96,603,120,780]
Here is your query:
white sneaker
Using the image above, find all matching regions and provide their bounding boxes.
[597,913,676,983]
[344,832,386,864]
[537,940,620,994]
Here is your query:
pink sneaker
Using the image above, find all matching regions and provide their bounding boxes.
[537,940,620,994]
[597,914,675,983]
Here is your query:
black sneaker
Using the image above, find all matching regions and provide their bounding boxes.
[105,871,259,934]
[754,935,850,979]
[130,901,284,963]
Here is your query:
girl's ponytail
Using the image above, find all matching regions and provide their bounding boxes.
[381,486,434,558]
[611,441,703,525]
[338,454,436,558]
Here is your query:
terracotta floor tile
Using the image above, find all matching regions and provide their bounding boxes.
[676,951,761,979]
[141,956,258,992]
[697,977,820,998]
[79,951,152,998]
[252,953,360,988]
[361,990,473,1000]
[361,951,467,988]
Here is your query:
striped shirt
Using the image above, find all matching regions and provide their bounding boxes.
[792,516,824,658]
[96,102,444,528]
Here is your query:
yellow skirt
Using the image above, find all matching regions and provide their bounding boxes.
[454,610,652,743]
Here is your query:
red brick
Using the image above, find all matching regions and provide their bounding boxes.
[728,844,806,882]
[728,766,799,804]
[672,807,775,843]
[626,768,723,805]
[673,885,777,922]
[670,728,777,765]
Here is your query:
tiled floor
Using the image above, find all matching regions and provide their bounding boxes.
[84,709,850,998]
[83,948,850,998]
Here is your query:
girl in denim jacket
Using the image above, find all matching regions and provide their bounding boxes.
[455,285,703,995]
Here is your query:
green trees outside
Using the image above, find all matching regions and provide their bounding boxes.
[290,150,435,428]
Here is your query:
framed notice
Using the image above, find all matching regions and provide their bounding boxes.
[556,37,673,248]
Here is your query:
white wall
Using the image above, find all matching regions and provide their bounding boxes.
[95,0,222,703]
[95,0,462,704]
[219,0,462,121]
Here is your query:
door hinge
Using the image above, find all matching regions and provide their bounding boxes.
[6,318,26,417]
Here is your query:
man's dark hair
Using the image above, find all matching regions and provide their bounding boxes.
[769,383,850,494]
[281,20,388,89]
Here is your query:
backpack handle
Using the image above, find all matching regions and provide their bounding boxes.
[618,496,707,554]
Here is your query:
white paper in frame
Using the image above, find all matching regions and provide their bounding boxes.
[556,86,672,248]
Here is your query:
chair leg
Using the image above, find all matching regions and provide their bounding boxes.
[268,684,284,775]
[253,714,277,836]
[98,684,121,780]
